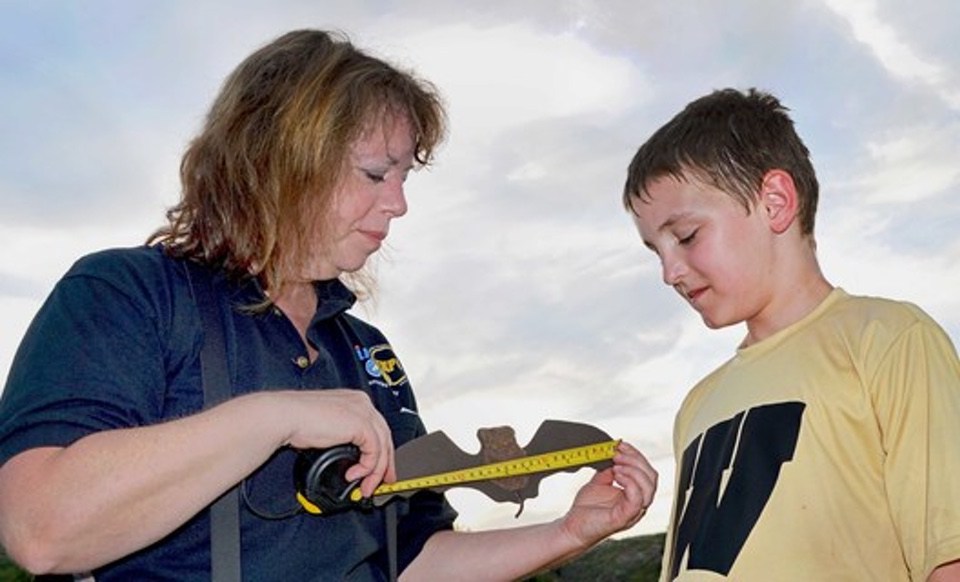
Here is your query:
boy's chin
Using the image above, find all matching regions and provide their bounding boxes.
[700,313,738,330]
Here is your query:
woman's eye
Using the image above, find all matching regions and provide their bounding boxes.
[364,171,386,183]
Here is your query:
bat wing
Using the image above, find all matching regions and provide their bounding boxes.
[394,430,483,481]
[371,430,485,505]
[512,419,615,502]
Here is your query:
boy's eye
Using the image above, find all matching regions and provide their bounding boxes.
[678,229,698,245]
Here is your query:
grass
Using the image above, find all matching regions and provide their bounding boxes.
[0,546,32,582]
[525,532,665,581]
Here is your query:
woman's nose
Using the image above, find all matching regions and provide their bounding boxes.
[383,180,407,218]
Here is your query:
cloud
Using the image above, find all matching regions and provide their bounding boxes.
[395,21,649,142]
[822,0,960,109]
[856,124,960,204]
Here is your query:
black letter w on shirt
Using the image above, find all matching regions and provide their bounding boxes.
[668,401,805,579]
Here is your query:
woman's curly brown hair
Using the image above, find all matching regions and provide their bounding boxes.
[150,29,446,300]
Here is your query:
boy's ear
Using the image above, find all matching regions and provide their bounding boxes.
[759,169,798,234]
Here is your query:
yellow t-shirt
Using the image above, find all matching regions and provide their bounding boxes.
[662,289,960,581]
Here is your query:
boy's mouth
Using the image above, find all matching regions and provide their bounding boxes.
[684,286,707,304]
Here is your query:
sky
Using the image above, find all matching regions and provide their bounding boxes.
[1,0,958,539]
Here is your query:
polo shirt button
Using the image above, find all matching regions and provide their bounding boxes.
[295,355,310,369]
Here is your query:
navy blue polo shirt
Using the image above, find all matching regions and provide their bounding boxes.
[0,245,456,580]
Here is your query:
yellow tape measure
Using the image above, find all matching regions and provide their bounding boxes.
[358,439,619,500]
[295,439,619,515]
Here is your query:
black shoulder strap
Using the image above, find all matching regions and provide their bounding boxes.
[386,502,398,582]
[184,261,242,582]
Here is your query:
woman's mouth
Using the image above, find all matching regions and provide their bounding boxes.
[360,229,387,243]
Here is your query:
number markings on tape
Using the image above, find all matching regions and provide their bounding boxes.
[351,439,620,502]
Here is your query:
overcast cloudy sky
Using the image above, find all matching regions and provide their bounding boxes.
[2,0,958,538]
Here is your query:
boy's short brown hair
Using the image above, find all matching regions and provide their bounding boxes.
[623,88,819,236]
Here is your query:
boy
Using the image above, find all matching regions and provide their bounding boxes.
[622,88,960,581]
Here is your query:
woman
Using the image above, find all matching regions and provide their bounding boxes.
[0,29,656,580]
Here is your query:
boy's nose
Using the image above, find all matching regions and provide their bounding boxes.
[661,253,685,287]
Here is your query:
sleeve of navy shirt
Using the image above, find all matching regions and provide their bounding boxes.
[0,247,181,461]
[0,246,458,579]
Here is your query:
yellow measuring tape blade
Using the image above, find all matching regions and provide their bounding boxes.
[351,438,619,503]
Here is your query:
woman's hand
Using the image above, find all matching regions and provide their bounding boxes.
[274,389,396,497]
[557,441,658,548]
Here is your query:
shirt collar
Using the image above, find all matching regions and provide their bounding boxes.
[226,275,357,321]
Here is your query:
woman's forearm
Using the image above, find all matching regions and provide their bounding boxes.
[0,391,287,573]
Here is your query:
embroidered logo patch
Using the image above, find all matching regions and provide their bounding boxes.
[355,343,407,388]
